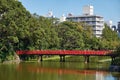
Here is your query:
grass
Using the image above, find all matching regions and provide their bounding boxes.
[43,56,70,61]
[98,59,111,62]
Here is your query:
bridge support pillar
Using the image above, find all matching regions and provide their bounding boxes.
[59,55,65,62]
[40,55,43,61]
[84,56,90,63]
[60,55,62,62]
[111,56,116,65]
[111,56,115,62]
[63,55,65,62]
[38,55,43,62]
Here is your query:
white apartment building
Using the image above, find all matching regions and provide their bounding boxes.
[66,5,104,37]
[60,14,66,22]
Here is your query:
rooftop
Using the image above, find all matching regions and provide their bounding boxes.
[67,15,103,18]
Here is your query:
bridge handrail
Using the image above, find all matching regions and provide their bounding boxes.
[16,50,113,55]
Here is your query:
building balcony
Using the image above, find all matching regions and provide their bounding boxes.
[77,17,104,22]
[91,23,104,26]
[93,27,103,30]
[95,18,104,21]
[93,31,102,35]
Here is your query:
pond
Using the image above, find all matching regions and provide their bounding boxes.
[0,60,120,80]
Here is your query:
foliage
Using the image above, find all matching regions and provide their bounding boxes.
[0,0,120,61]
[101,24,120,50]
[56,21,85,50]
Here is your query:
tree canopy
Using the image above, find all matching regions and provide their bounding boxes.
[0,0,120,62]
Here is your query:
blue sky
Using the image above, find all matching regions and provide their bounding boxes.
[19,0,120,26]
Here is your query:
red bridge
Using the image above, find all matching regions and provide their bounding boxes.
[16,50,116,63]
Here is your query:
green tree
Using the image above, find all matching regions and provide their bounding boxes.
[102,24,120,50]
[56,21,85,50]
[0,0,31,61]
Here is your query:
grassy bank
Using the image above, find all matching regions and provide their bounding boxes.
[98,59,111,62]
[8,56,112,63]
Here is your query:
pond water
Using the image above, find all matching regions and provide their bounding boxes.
[0,61,120,80]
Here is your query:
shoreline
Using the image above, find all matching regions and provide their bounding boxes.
[98,59,111,63]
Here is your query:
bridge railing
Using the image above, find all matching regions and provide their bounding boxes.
[16,50,113,56]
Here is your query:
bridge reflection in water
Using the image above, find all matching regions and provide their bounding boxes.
[17,63,108,80]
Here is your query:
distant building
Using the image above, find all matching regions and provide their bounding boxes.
[66,5,104,37]
[112,25,117,31]
[82,5,94,15]
[46,10,55,18]
[60,14,66,22]
[105,20,118,32]
[48,10,53,17]
[117,22,120,33]
[68,13,73,17]
[106,20,112,29]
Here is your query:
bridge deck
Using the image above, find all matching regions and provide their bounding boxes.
[16,50,113,56]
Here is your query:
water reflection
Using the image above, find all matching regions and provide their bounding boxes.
[0,62,120,80]
[18,63,107,75]
[109,65,120,72]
